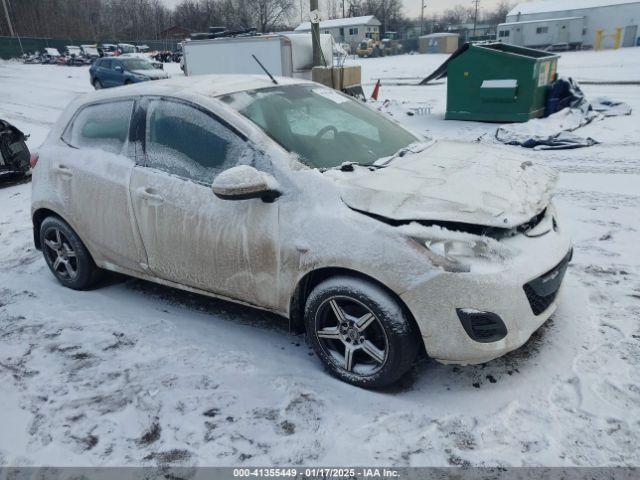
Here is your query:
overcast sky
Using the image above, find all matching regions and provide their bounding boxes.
[399,0,507,18]
[161,0,514,20]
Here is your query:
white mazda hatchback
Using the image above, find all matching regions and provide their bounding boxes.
[31,75,572,388]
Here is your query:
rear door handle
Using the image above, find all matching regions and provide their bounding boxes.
[54,164,73,177]
[136,187,164,205]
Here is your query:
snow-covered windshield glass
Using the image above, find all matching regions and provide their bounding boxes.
[220,85,419,169]
[121,58,153,70]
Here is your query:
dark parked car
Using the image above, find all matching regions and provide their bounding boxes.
[89,57,169,89]
[0,119,31,176]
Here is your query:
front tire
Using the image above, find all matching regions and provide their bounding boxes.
[93,79,102,90]
[40,216,102,290]
[305,276,420,388]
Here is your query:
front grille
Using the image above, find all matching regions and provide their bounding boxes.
[523,249,573,315]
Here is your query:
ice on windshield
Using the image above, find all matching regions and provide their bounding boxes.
[220,85,419,169]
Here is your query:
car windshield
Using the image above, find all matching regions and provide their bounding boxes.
[121,58,153,70]
[220,85,419,169]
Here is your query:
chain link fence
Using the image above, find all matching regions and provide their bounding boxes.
[0,36,180,59]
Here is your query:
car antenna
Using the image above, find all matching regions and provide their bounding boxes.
[252,54,278,85]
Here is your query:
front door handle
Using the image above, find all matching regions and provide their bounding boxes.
[54,164,73,177]
[136,187,164,205]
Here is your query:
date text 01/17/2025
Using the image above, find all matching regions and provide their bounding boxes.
[232,468,400,478]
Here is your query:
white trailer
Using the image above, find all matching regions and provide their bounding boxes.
[498,16,585,49]
[182,33,333,79]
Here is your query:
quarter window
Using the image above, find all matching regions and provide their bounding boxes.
[62,100,133,154]
[144,99,247,184]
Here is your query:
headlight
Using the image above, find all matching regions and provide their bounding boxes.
[414,238,502,273]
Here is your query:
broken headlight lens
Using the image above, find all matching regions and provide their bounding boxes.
[421,239,494,273]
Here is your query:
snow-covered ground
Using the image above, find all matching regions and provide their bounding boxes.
[1,49,639,467]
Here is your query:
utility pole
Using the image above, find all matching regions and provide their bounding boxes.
[472,0,480,38]
[1,0,15,37]
[420,1,426,36]
[310,0,322,67]
[342,0,345,18]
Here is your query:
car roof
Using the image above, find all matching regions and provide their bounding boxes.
[82,74,313,103]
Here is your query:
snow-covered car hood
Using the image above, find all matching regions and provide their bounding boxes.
[132,69,168,79]
[326,140,558,229]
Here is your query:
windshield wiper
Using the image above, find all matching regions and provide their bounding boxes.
[373,141,434,167]
[320,161,383,173]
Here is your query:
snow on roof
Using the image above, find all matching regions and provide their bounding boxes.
[419,32,459,38]
[508,0,640,16]
[294,15,380,32]
[499,16,584,26]
[80,75,310,104]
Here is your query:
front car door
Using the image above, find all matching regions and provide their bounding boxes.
[57,98,147,272]
[129,97,280,309]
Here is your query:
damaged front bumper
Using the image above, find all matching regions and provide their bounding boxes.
[400,208,572,365]
[0,120,30,175]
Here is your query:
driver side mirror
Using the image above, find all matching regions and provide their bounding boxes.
[212,165,281,203]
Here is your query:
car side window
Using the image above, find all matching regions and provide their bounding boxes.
[144,99,248,185]
[100,59,111,69]
[112,60,122,71]
[62,100,133,154]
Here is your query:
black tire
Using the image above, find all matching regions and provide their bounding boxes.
[305,276,420,388]
[40,216,103,290]
[93,79,102,90]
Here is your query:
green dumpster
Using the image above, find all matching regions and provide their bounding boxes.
[445,43,559,123]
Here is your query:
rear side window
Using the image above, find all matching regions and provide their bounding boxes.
[144,99,247,184]
[98,59,111,69]
[62,100,133,154]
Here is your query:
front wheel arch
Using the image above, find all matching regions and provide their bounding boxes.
[289,267,425,355]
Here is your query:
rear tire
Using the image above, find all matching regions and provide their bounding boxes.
[304,276,420,388]
[40,216,103,290]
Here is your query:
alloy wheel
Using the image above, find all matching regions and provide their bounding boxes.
[315,296,388,375]
[43,228,78,280]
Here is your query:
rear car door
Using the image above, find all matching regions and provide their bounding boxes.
[58,99,147,272]
[111,60,125,86]
[96,58,113,86]
[129,97,280,308]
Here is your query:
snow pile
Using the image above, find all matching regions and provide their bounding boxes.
[1,50,640,467]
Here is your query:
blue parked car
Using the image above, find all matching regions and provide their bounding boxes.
[89,57,169,90]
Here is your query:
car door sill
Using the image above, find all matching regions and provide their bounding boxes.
[98,260,286,318]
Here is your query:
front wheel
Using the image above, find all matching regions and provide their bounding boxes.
[40,216,103,290]
[93,79,102,90]
[305,276,420,388]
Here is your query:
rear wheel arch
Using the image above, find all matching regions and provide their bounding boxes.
[33,208,62,250]
[32,209,95,264]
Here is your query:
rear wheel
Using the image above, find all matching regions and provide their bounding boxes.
[305,276,420,388]
[40,216,103,290]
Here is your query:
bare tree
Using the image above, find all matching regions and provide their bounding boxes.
[483,0,512,25]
